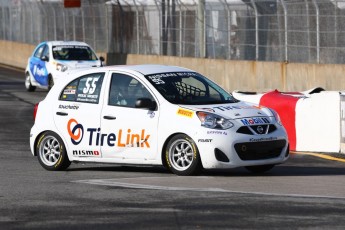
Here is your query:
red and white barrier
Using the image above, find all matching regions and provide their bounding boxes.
[233,88,345,153]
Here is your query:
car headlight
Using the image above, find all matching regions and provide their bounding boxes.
[196,111,234,130]
[269,108,282,126]
[56,63,68,72]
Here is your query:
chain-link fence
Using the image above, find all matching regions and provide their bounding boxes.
[1,0,345,64]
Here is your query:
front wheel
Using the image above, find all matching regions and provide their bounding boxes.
[165,134,202,176]
[25,73,36,92]
[36,131,71,171]
[245,164,275,173]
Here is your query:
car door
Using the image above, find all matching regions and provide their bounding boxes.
[30,44,49,86]
[53,72,106,158]
[100,72,159,161]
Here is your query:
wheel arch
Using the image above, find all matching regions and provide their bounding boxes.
[160,132,203,168]
[33,130,68,157]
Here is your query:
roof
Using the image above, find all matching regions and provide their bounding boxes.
[101,64,193,75]
[44,41,91,46]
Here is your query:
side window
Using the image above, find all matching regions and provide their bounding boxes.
[109,73,154,108]
[41,45,49,59]
[60,73,104,104]
[34,45,45,58]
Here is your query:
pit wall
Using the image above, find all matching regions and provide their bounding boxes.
[2,40,345,92]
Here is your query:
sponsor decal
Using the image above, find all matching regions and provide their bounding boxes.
[67,119,84,145]
[53,45,89,51]
[76,76,102,103]
[147,72,198,85]
[207,130,228,135]
[240,117,270,125]
[33,65,46,77]
[59,104,79,110]
[212,105,262,111]
[76,93,99,103]
[198,139,212,143]
[67,119,150,148]
[63,89,76,95]
[148,111,155,118]
[177,108,194,118]
[249,137,278,142]
[73,150,100,156]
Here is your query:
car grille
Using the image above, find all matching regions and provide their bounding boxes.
[234,140,287,161]
[236,124,277,135]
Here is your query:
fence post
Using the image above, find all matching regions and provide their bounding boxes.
[250,0,258,60]
[198,0,205,58]
[280,0,288,62]
[73,10,76,41]
[305,0,311,61]
[312,0,320,63]
[179,6,182,56]
[52,6,57,40]
[82,7,85,41]
[63,9,66,40]
[154,0,161,55]
[334,0,338,54]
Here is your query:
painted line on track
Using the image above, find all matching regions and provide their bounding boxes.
[74,178,345,200]
[291,151,345,163]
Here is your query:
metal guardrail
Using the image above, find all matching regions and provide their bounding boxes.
[1,0,345,64]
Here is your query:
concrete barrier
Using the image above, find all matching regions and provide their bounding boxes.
[2,40,345,93]
[233,90,345,153]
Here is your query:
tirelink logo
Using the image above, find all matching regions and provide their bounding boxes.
[67,118,84,145]
[67,118,150,148]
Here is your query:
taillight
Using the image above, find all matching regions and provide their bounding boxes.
[33,103,39,121]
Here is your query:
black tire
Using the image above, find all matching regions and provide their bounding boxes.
[48,75,54,90]
[25,73,36,92]
[245,164,275,173]
[36,131,71,171]
[165,134,202,176]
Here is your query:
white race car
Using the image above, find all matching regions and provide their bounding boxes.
[30,65,289,175]
[25,41,104,91]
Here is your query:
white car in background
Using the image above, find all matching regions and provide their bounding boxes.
[25,41,104,91]
[30,65,289,176]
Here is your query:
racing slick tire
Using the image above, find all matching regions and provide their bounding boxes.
[165,134,202,176]
[25,73,36,92]
[36,131,71,171]
[245,164,275,173]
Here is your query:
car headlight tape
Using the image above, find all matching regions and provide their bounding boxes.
[268,108,282,126]
[56,63,68,72]
[196,111,234,130]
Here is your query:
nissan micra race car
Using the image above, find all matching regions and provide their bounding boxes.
[25,41,104,91]
[30,65,289,176]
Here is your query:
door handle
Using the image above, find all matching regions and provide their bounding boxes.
[56,112,68,116]
[103,115,116,120]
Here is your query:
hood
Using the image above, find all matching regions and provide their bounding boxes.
[60,60,100,69]
[180,101,274,120]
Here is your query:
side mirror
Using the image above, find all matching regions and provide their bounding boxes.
[99,56,105,66]
[41,56,49,62]
[135,98,157,110]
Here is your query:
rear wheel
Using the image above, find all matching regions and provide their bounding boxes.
[36,131,71,171]
[245,164,275,173]
[165,134,202,176]
[25,73,36,92]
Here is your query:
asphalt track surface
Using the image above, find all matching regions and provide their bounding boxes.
[1,65,345,229]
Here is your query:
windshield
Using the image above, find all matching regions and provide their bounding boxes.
[52,45,98,61]
[145,72,237,105]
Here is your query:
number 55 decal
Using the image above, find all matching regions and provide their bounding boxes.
[83,77,99,94]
